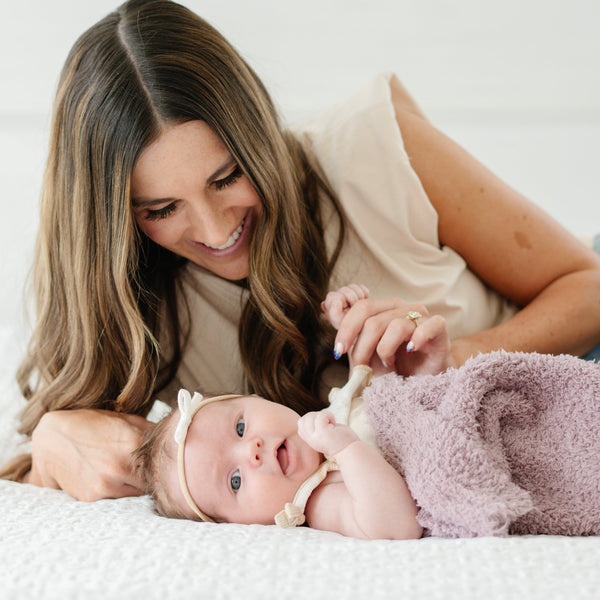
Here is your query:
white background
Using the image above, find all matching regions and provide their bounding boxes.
[1,0,599,356]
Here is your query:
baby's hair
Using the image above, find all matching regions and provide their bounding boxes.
[133,411,199,520]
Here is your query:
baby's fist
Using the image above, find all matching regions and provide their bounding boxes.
[297,410,359,456]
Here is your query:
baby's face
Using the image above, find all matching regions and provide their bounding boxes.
[171,395,322,525]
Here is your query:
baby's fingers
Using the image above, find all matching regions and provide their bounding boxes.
[298,410,334,433]
[322,285,370,329]
[337,284,370,304]
[297,411,336,450]
[313,410,336,432]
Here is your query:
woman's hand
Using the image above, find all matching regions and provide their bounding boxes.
[25,409,153,502]
[322,284,451,377]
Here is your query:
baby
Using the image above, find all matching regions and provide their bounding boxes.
[134,284,444,539]
[134,368,423,540]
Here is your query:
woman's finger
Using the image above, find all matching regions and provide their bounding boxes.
[373,316,422,367]
[405,314,449,353]
[348,311,410,367]
[334,300,427,360]
[29,409,153,501]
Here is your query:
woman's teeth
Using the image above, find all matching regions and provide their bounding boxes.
[202,219,244,250]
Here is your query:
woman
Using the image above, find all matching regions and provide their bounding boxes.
[3,0,600,500]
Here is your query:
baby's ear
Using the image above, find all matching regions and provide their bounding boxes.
[129,442,149,493]
[129,416,170,494]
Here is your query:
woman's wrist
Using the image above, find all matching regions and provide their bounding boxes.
[449,337,489,368]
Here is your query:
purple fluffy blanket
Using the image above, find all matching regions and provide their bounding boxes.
[363,351,600,537]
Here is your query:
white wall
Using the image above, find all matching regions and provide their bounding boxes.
[1,0,599,353]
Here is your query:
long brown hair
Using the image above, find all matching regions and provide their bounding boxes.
[2,0,344,479]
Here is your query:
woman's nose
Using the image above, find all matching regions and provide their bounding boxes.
[187,201,230,247]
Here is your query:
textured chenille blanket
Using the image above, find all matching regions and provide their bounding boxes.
[362,351,600,538]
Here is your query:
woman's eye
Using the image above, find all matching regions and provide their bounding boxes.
[236,418,245,437]
[231,470,242,492]
[144,203,177,221]
[214,166,242,191]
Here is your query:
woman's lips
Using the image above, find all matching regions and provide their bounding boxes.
[190,208,253,257]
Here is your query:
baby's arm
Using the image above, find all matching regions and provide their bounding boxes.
[298,411,422,540]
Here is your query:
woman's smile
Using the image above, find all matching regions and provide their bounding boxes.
[190,208,254,258]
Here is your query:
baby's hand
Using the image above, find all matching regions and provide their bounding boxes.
[297,411,359,457]
[321,284,370,329]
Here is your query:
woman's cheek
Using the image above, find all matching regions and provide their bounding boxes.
[141,218,180,246]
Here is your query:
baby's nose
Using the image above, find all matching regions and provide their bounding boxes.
[246,437,263,466]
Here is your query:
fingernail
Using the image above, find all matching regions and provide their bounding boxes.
[381,359,388,368]
[333,342,343,360]
[406,341,415,353]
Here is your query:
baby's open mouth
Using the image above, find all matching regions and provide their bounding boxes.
[277,442,289,474]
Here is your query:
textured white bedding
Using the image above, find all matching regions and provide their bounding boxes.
[1,326,599,600]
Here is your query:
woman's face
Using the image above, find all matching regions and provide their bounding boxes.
[131,120,262,281]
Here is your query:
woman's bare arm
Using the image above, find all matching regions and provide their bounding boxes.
[391,81,600,364]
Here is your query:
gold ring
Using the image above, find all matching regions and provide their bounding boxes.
[405,310,423,327]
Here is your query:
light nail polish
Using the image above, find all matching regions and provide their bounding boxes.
[406,341,415,353]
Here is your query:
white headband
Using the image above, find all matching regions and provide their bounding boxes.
[175,389,242,521]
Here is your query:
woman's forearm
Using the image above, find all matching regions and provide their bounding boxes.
[451,267,600,366]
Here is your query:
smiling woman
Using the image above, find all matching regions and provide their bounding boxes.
[2,0,600,502]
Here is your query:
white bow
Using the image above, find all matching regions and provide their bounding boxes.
[174,388,205,444]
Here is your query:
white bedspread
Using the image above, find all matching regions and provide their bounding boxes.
[1,326,599,600]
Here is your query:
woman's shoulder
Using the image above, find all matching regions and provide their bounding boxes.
[292,72,412,200]
[301,71,396,116]
[292,72,400,148]
[292,73,437,233]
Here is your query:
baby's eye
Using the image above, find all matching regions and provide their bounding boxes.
[231,470,242,492]
[236,418,245,437]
